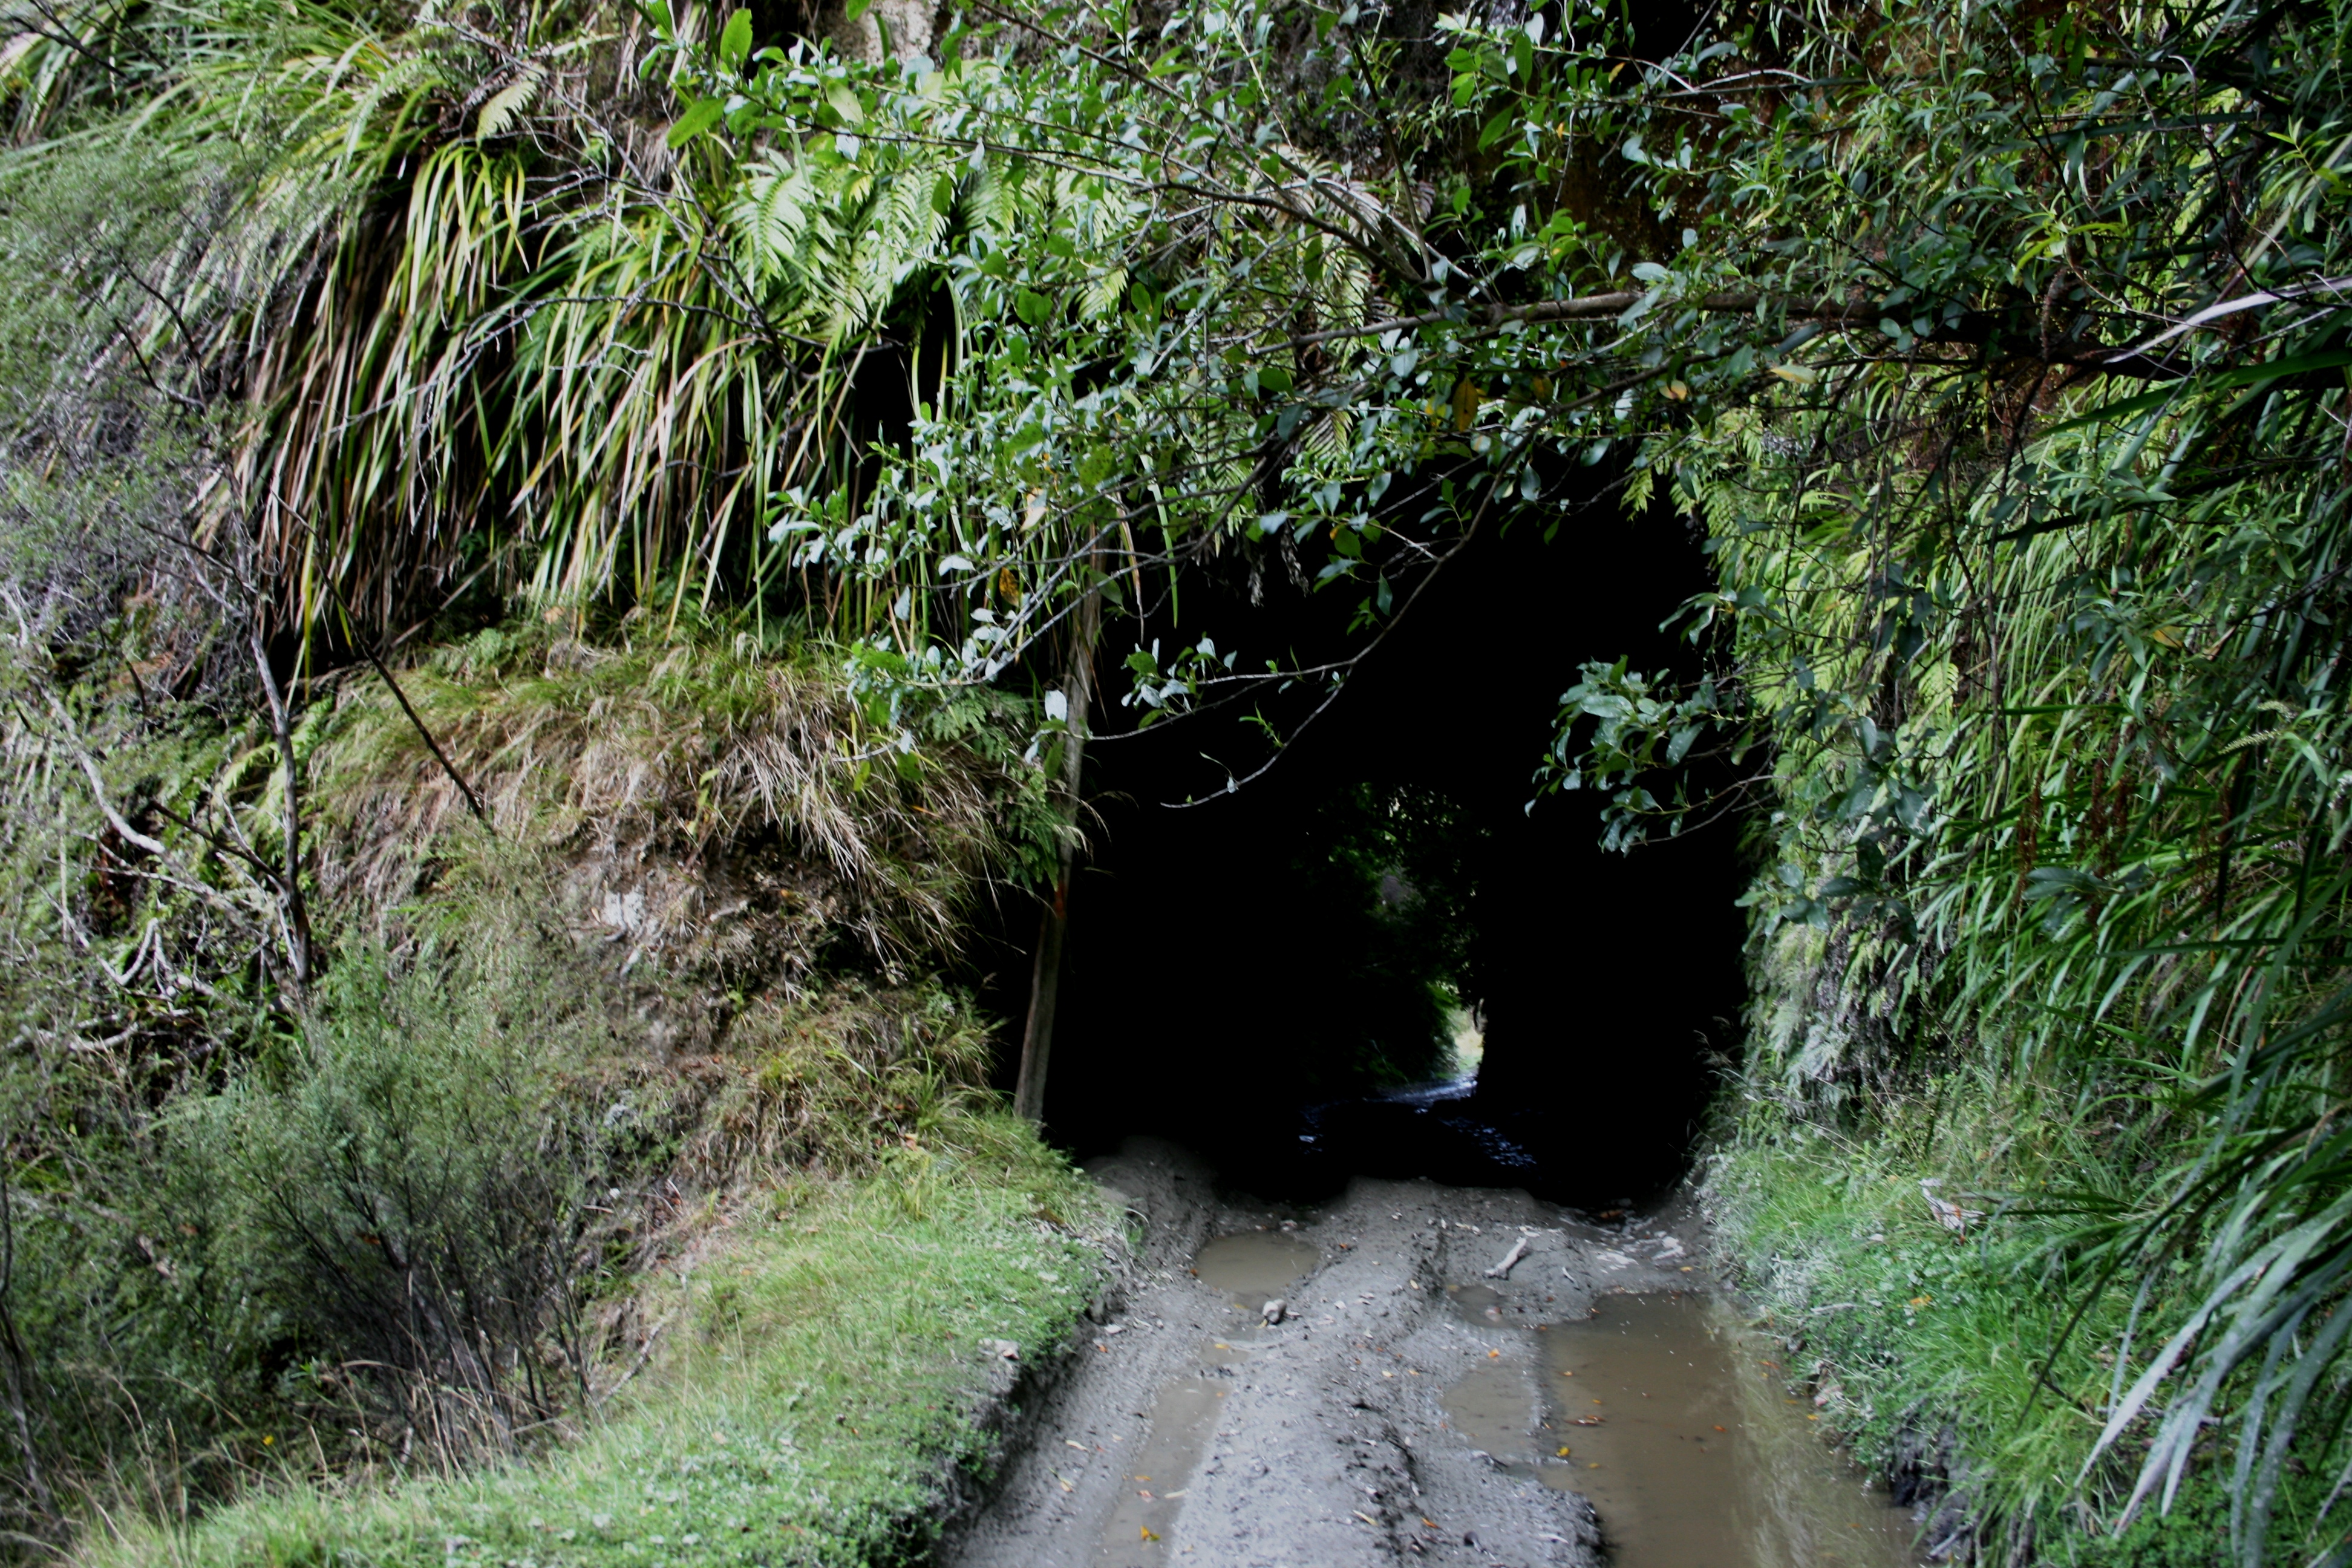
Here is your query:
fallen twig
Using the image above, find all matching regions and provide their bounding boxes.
[592,1313,674,1410]
[1486,1236,1531,1278]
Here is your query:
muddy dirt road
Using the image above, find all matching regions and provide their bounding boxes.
[946,1139,1707,1568]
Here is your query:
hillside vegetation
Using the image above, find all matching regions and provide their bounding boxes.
[1,0,2348,1564]
[2,601,1117,1557]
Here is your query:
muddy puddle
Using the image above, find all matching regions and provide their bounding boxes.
[1442,1353,1541,1476]
[1191,1229,1319,1310]
[1077,1230,1322,1559]
[1513,1293,1923,1568]
[1092,1376,1224,1560]
[1444,1281,1507,1327]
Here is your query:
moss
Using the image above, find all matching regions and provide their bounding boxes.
[307,620,1054,977]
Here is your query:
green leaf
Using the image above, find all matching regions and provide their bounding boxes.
[665,97,725,147]
[475,70,541,141]
[2209,347,2352,388]
[2042,350,2352,436]
[719,8,753,72]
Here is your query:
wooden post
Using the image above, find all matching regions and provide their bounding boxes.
[1013,563,1100,1127]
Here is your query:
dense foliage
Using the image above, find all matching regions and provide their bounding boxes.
[5,0,2352,1560]
[1508,4,2352,1562]
[0,610,1045,1543]
[688,0,2352,1558]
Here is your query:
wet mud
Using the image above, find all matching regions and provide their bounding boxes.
[944,1137,1926,1568]
[1095,1376,1227,1559]
[1193,1230,1322,1311]
[1532,1293,1919,1568]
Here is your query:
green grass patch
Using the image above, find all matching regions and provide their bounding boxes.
[1708,1086,2348,1567]
[80,1119,1120,1568]
[1711,1112,2132,1537]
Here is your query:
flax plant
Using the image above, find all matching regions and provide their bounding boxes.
[0,0,980,648]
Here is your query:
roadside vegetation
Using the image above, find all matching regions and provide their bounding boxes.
[1,604,1111,1561]
[1586,3,2352,1561]
[78,1133,1113,1568]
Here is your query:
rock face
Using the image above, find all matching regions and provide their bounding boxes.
[940,1137,1712,1568]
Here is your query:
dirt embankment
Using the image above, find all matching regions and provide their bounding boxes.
[944,1138,1704,1568]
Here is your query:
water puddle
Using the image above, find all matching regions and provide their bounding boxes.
[1083,1229,1315,1555]
[1089,1226,1319,1559]
[1094,1374,1224,1561]
[1440,1355,1539,1475]
[1527,1293,1922,1568]
[1192,1230,1319,1310]
[1444,1282,1507,1327]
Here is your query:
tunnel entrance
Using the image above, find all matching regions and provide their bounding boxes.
[1019,497,1749,1210]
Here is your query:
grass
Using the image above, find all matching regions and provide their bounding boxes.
[1705,1079,2351,1567]
[307,620,1054,967]
[1708,1104,2120,1520]
[76,1116,1121,1568]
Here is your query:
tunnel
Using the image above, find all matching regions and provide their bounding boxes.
[993,490,1750,1210]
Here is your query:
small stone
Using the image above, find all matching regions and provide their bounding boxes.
[1261,1298,1285,1325]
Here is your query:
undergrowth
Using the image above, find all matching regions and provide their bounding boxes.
[309,618,1059,973]
[1,608,1074,1555]
[73,1125,1120,1568]
[1709,1080,2352,1567]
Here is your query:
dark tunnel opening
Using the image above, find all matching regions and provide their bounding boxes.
[987,495,1749,1209]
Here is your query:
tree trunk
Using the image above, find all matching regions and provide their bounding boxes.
[1014,569,1101,1126]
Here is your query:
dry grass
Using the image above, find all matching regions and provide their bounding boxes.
[307,622,1042,998]
[661,981,997,1183]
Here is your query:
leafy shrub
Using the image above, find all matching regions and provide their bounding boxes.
[174,930,630,1462]
[74,1136,1121,1568]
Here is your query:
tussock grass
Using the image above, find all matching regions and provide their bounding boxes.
[75,1122,1120,1568]
[652,976,1005,1192]
[309,622,1052,978]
